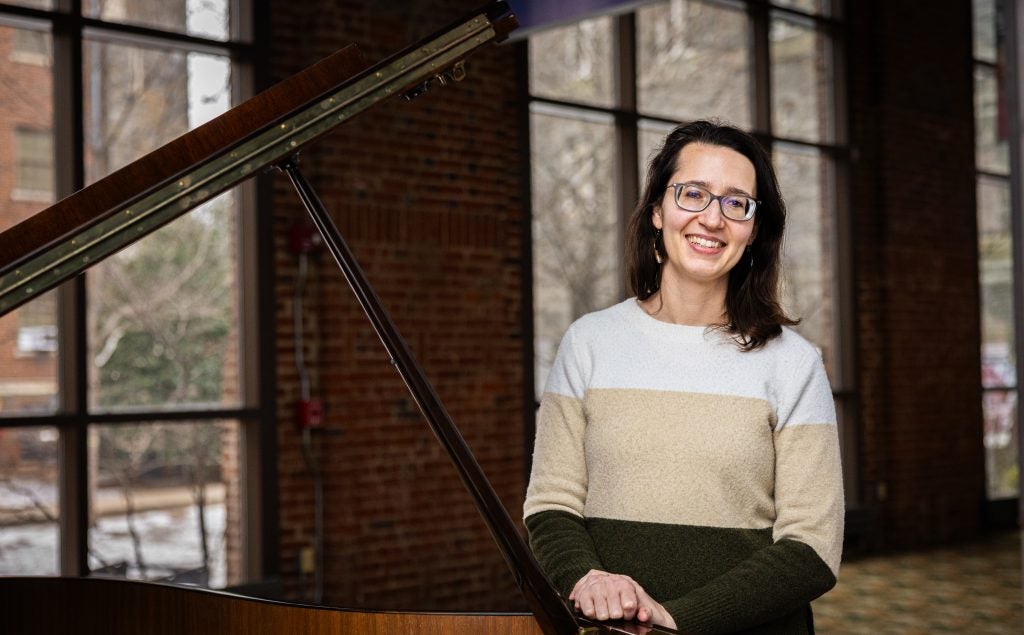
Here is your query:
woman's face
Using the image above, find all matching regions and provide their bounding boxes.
[652,142,758,289]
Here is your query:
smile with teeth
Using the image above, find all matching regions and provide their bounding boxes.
[687,235,725,249]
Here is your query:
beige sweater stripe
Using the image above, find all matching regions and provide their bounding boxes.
[525,298,844,577]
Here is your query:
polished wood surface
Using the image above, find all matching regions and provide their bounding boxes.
[0,577,545,635]
[0,44,366,276]
[0,1,518,314]
[0,577,683,634]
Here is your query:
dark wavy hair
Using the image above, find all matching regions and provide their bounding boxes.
[625,120,796,350]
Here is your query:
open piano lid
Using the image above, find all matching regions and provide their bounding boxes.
[0,3,678,634]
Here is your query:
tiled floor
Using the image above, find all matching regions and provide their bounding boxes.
[812,531,1023,633]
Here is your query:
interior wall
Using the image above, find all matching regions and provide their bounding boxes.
[847,0,988,549]
[267,0,531,610]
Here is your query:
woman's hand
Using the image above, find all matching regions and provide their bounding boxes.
[632,584,677,629]
[569,569,677,629]
[570,569,641,621]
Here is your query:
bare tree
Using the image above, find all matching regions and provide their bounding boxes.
[531,109,620,391]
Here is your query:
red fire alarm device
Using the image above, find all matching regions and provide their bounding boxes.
[296,397,324,429]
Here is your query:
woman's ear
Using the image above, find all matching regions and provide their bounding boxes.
[747,220,758,246]
[652,204,663,230]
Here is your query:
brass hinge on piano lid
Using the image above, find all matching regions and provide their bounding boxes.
[403,59,467,100]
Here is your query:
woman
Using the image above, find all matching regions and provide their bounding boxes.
[523,120,843,634]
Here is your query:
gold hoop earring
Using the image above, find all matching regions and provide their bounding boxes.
[654,229,663,264]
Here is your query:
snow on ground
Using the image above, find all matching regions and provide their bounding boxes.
[1,477,226,588]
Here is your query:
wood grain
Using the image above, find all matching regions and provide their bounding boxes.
[0,577,545,635]
[0,43,368,274]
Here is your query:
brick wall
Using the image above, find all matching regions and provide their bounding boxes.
[848,0,987,549]
[267,0,529,610]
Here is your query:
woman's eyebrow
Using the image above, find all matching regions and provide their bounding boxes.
[684,179,755,198]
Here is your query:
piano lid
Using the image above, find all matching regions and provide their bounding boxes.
[0,2,515,316]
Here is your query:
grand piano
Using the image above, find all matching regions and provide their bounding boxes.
[0,2,678,634]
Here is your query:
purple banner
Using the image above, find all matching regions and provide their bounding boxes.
[506,0,655,36]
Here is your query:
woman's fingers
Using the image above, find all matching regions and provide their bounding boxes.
[618,586,639,620]
[571,570,640,621]
[631,583,676,628]
[570,569,604,601]
[572,573,675,628]
[593,592,613,620]
[636,605,650,622]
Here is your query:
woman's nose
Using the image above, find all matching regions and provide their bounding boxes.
[698,199,726,228]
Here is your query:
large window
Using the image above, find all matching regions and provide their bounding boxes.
[528,0,853,496]
[0,1,262,589]
[973,0,1018,500]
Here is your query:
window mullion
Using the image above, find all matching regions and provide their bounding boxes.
[614,12,638,301]
[750,1,772,138]
[51,2,90,576]
[825,0,856,506]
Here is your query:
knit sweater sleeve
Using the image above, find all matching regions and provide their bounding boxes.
[523,324,605,596]
[662,348,845,634]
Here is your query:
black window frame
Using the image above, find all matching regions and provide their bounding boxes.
[0,0,277,587]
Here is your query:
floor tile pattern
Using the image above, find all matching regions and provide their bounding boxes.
[812,532,1023,634]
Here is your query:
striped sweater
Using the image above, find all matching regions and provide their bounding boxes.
[524,298,844,634]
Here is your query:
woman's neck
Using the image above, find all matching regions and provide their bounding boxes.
[640,273,728,326]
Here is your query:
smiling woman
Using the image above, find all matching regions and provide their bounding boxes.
[650,143,758,318]
[629,121,795,350]
[524,120,844,634]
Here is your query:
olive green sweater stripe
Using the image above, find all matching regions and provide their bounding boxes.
[524,510,603,597]
[527,511,835,634]
[663,539,834,635]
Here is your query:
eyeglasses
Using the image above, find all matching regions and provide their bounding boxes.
[667,183,758,221]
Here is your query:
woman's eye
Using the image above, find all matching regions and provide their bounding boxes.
[724,197,745,209]
[683,189,704,199]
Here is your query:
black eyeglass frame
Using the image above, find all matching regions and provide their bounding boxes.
[666,182,759,221]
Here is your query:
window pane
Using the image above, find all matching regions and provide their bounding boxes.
[972,0,999,63]
[638,119,676,186]
[84,41,238,411]
[531,105,619,396]
[529,15,615,108]
[0,25,58,416]
[84,41,231,181]
[983,390,1018,499]
[84,0,230,41]
[771,15,833,143]
[87,194,240,411]
[89,420,239,588]
[774,144,835,376]
[0,426,59,575]
[975,65,1009,175]
[978,175,1015,388]
[637,0,752,128]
